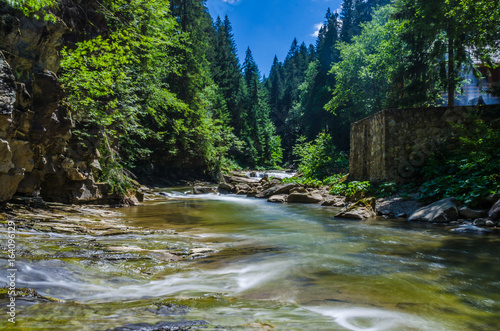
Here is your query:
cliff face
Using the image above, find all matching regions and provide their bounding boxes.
[0,4,108,203]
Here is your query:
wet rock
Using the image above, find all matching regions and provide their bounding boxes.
[459,206,487,220]
[268,194,288,203]
[193,186,218,194]
[235,184,250,195]
[376,196,421,218]
[255,183,298,198]
[246,189,259,197]
[288,191,323,204]
[290,186,306,194]
[146,303,190,316]
[320,195,346,207]
[488,198,500,222]
[473,218,487,226]
[218,182,234,193]
[223,175,259,185]
[335,197,377,220]
[108,320,208,331]
[408,197,460,223]
[396,212,408,218]
[451,224,491,234]
[269,178,282,186]
[485,220,496,227]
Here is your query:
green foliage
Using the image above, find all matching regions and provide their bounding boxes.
[292,132,348,180]
[330,181,372,199]
[3,0,57,20]
[418,115,500,206]
[374,181,398,198]
[282,174,345,187]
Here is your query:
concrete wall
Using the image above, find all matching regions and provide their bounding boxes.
[349,105,496,183]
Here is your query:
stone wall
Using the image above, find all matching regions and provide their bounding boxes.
[0,4,110,203]
[349,105,497,183]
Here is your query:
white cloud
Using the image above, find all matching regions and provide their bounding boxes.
[311,23,324,37]
[222,0,240,3]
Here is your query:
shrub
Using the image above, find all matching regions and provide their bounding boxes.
[418,114,500,206]
[292,132,348,180]
[375,181,398,197]
[330,181,372,199]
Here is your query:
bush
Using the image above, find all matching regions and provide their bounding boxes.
[375,181,398,198]
[292,132,348,180]
[330,181,372,199]
[282,174,346,187]
[418,114,500,206]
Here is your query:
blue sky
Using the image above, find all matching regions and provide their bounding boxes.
[206,0,343,77]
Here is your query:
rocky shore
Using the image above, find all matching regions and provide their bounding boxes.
[193,172,500,234]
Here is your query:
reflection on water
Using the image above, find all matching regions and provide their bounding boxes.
[1,192,500,330]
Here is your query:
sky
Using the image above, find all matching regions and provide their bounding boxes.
[206,0,343,77]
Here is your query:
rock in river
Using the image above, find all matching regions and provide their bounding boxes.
[488,198,500,222]
[408,197,460,223]
[255,183,298,198]
[268,194,288,203]
[287,191,323,204]
[193,186,218,194]
[335,197,377,220]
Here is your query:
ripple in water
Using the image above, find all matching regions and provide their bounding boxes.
[305,307,443,331]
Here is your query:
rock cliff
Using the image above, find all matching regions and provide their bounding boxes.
[0,3,110,203]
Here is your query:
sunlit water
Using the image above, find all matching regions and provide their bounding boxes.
[1,190,500,330]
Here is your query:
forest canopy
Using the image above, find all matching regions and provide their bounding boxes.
[5,0,499,197]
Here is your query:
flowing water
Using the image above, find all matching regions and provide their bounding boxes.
[1,190,500,330]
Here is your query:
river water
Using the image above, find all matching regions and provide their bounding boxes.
[1,190,500,330]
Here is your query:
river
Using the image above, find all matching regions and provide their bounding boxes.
[1,189,500,330]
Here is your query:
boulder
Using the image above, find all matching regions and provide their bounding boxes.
[335,197,377,220]
[268,194,288,203]
[10,139,34,172]
[0,138,12,173]
[223,175,259,185]
[451,224,491,234]
[488,199,500,222]
[0,169,24,202]
[408,197,460,223]
[218,182,234,193]
[473,218,487,226]
[320,195,346,207]
[459,206,487,220]
[288,191,323,204]
[255,183,298,198]
[290,186,306,194]
[193,186,218,194]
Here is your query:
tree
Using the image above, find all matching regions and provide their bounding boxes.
[211,15,244,130]
[392,0,500,106]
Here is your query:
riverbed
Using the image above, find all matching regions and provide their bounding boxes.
[1,190,500,330]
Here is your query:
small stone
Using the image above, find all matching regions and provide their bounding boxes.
[396,212,407,218]
[485,220,496,227]
[473,218,487,226]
